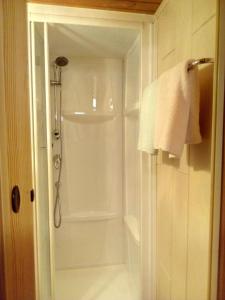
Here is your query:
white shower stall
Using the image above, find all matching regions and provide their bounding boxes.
[28,4,154,300]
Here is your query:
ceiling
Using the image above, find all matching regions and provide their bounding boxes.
[48,23,139,58]
[29,0,163,14]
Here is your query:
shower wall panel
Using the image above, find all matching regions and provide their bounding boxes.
[124,36,141,300]
[54,57,124,269]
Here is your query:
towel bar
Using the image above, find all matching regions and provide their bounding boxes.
[188,58,214,71]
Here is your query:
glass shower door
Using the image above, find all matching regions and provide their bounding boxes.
[29,21,53,300]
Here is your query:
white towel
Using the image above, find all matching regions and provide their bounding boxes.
[138,80,158,154]
[154,60,202,158]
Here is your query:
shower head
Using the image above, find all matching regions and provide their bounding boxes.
[55,56,69,67]
[51,56,69,86]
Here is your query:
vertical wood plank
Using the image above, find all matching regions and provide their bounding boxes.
[0,0,7,298]
[0,0,36,299]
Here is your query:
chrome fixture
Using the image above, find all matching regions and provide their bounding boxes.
[51,56,69,139]
[50,80,62,86]
[50,56,69,86]
[53,129,61,140]
[51,56,69,229]
[53,154,61,170]
[188,58,214,71]
[55,56,69,67]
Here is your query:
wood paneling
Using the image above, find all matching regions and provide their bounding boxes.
[28,0,163,14]
[0,0,36,300]
[0,1,7,299]
[155,0,217,300]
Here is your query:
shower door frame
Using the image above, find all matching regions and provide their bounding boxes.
[29,20,55,300]
[28,4,156,300]
[214,1,225,299]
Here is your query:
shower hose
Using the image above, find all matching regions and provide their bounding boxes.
[54,74,63,228]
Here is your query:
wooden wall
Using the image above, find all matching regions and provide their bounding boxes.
[154,0,217,299]
[0,1,36,300]
[0,1,7,296]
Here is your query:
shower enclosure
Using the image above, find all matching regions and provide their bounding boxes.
[28,4,155,300]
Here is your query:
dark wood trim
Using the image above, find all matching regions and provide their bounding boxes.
[28,0,163,14]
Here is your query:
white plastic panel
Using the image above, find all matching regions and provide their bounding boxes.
[126,231,141,300]
[55,264,133,300]
[55,218,125,269]
[125,117,140,223]
[59,57,122,114]
[125,36,141,110]
[61,117,123,215]
[48,23,139,59]
[30,22,52,300]
[53,57,124,269]
[124,35,141,300]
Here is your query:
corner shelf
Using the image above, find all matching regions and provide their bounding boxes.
[62,211,120,223]
[63,111,116,123]
[124,215,140,245]
[124,103,139,117]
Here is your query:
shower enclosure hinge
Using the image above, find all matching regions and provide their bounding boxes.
[53,129,61,140]
[50,80,61,86]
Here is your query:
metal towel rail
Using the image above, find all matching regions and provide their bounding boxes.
[187,58,214,71]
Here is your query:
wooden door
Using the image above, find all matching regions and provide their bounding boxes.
[0,1,36,300]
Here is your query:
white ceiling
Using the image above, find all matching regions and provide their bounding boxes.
[48,23,139,59]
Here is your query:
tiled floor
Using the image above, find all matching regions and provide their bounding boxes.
[55,264,133,300]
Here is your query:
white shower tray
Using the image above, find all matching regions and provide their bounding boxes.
[62,211,120,222]
[124,215,140,245]
[124,103,139,117]
[63,111,116,123]
[55,264,133,300]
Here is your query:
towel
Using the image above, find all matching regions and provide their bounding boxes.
[154,60,202,158]
[138,80,158,154]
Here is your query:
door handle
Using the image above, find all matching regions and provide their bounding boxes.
[30,189,34,202]
[11,185,20,213]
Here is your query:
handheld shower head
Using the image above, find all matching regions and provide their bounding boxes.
[55,56,69,67]
[51,56,69,86]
